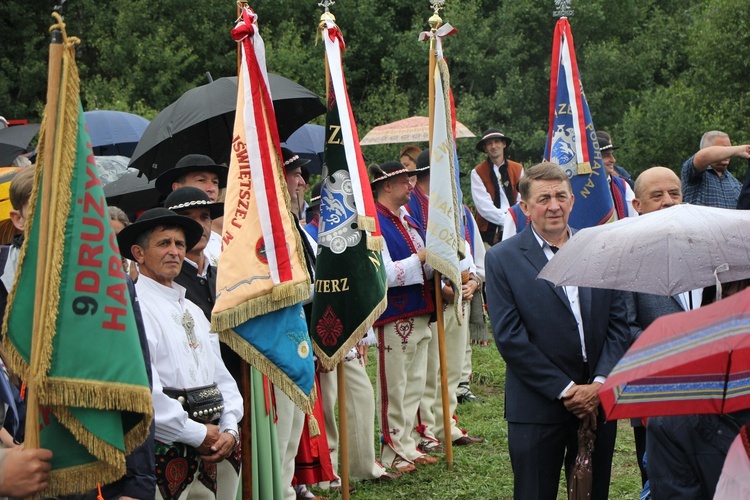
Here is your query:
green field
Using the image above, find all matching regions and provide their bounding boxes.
[313,345,642,499]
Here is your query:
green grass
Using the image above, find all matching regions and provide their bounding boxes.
[312,345,642,499]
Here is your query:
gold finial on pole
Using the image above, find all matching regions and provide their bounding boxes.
[429,0,444,32]
[318,0,336,36]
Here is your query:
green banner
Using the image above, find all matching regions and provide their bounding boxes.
[309,91,387,369]
[2,51,152,494]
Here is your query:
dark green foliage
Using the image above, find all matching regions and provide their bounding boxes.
[1,0,748,181]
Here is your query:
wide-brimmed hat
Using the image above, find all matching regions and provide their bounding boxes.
[308,181,323,208]
[475,128,512,152]
[281,147,311,173]
[416,149,430,172]
[370,161,418,186]
[117,207,203,261]
[155,154,229,196]
[596,131,620,151]
[164,186,224,220]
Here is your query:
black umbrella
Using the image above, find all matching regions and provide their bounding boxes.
[103,168,161,215]
[128,74,325,180]
[0,124,40,166]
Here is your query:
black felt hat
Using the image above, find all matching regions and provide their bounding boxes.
[416,149,430,172]
[475,128,513,152]
[117,207,203,261]
[596,131,620,151]
[308,181,323,208]
[164,186,224,220]
[281,147,311,173]
[155,154,229,196]
[369,161,418,186]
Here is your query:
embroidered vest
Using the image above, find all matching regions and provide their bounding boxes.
[406,184,429,228]
[374,203,435,326]
[509,203,529,235]
[303,213,320,243]
[462,205,476,252]
[610,176,628,220]
[474,158,523,239]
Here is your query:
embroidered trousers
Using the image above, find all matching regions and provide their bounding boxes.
[376,314,431,466]
[320,355,388,482]
[418,301,469,443]
[274,385,305,500]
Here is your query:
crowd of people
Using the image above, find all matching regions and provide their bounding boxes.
[0,126,749,500]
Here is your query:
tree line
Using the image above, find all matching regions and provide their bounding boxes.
[2,0,748,182]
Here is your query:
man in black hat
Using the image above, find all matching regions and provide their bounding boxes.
[156,154,230,267]
[164,187,223,320]
[370,161,437,473]
[594,131,637,220]
[596,131,634,189]
[470,128,524,247]
[118,208,243,500]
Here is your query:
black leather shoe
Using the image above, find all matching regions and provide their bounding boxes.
[453,435,484,446]
[457,389,484,403]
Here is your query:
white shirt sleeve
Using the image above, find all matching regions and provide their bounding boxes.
[502,211,517,241]
[145,321,208,447]
[625,182,639,218]
[470,169,507,225]
[382,240,426,287]
[209,333,243,434]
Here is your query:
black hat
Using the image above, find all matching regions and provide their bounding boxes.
[155,154,229,196]
[281,147,311,173]
[117,207,203,261]
[596,131,619,151]
[164,186,224,220]
[308,181,323,208]
[475,128,512,152]
[416,149,430,172]
[369,161,418,186]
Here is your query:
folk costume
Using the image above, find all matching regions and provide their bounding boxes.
[470,129,524,246]
[136,274,242,500]
[375,202,435,468]
[119,208,242,500]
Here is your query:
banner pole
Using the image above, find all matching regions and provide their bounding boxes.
[24,8,64,454]
[337,361,350,500]
[235,3,253,496]
[427,4,454,470]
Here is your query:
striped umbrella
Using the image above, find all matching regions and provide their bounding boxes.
[599,286,750,420]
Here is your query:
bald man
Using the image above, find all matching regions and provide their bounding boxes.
[626,166,699,487]
[632,166,683,215]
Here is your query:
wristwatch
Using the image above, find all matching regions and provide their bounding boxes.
[223,429,240,449]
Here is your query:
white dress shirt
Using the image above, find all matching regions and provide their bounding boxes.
[204,231,222,267]
[470,163,524,225]
[530,228,606,398]
[135,275,242,448]
[381,206,434,287]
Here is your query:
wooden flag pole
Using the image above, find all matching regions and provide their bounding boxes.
[337,361,350,500]
[235,2,254,496]
[24,9,65,454]
[427,4,454,470]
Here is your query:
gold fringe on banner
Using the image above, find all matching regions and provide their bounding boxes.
[312,294,387,371]
[366,234,384,252]
[211,281,311,333]
[219,329,316,414]
[357,214,376,233]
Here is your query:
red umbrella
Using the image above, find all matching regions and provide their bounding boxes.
[599,287,750,420]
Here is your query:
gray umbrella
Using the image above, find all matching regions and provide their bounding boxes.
[128,74,325,180]
[0,124,40,165]
[538,204,750,296]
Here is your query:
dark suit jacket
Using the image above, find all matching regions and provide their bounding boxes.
[625,291,683,343]
[485,225,630,424]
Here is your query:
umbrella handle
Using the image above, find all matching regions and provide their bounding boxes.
[714,263,728,301]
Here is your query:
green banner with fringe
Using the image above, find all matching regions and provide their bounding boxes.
[1,21,152,496]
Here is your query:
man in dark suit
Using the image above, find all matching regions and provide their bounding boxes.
[625,166,693,485]
[485,162,630,499]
